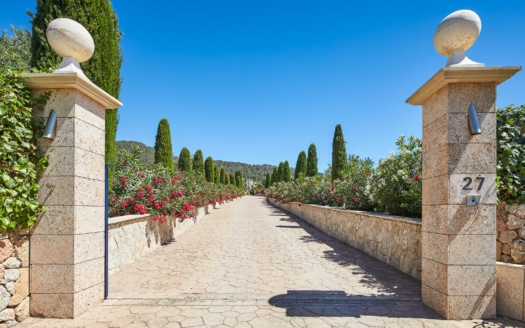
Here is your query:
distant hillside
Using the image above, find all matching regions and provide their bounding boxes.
[116,140,155,167]
[116,141,275,183]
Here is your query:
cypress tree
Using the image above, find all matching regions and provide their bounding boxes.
[271,167,278,185]
[204,156,214,182]
[213,163,220,183]
[294,151,307,180]
[235,171,243,189]
[332,124,347,181]
[192,150,204,176]
[220,168,226,184]
[225,172,230,185]
[277,162,284,182]
[178,147,192,171]
[283,161,291,182]
[154,119,174,172]
[306,143,318,177]
[30,0,122,187]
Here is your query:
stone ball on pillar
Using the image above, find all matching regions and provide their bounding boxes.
[46,18,94,76]
[433,9,483,67]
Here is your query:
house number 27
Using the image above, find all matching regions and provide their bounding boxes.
[462,177,485,191]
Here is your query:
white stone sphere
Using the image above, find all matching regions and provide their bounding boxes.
[433,10,481,56]
[46,18,94,63]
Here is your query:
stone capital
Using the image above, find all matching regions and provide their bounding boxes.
[406,66,521,106]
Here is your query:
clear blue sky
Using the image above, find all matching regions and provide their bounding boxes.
[4,1,525,172]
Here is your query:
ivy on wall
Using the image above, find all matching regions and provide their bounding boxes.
[0,72,49,231]
[497,104,525,204]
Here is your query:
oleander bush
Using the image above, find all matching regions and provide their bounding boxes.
[333,155,375,211]
[110,146,242,222]
[368,135,422,217]
[266,135,422,218]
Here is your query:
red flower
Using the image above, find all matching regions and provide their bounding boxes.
[413,173,420,182]
[353,197,359,203]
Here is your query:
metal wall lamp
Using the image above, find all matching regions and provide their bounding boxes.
[42,109,57,139]
[468,103,482,135]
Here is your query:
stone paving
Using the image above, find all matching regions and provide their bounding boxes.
[19,196,523,327]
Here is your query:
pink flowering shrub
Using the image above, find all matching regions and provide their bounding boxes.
[110,147,241,222]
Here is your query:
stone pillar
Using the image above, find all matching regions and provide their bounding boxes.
[407,66,520,319]
[25,72,122,318]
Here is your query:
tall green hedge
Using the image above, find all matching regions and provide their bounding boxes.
[154,119,174,172]
[30,0,122,188]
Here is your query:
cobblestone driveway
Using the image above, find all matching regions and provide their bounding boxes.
[20,196,522,327]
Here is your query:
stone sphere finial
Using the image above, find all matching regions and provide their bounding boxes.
[433,10,483,67]
[46,18,95,76]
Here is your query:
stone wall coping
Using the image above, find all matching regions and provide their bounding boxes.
[406,66,521,105]
[108,214,150,228]
[22,72,123,109]
[286,201,422,226]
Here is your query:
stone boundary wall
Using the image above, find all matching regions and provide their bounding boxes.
[268,199,422,280]
[0,233,30,326]
[497,203,525,264]
[109,203,220,275]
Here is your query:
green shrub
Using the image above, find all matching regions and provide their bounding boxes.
[497,105,525,204]
[0,73,49,231]
[369,135,422,217]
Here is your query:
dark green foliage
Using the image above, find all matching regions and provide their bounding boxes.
[178,147,192,172]
[116,141,154,167]
[220,168,226,184]
[0,26,31,74]
[332,124,347,181]
[0,73,50,231]
[306,143,318,177]
[204,156,214,182]
[154,119,174,172]
[497,105,525,203]
[265,173,271,188]
[283,161,291,182]
[294,151,307,180]
[30,0,123,188]
[192,150,205,176]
